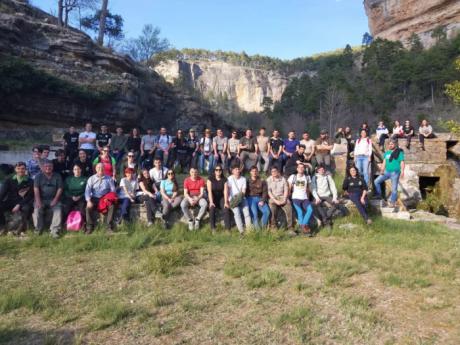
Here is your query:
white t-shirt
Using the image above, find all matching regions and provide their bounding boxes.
[79,131,96,150]
[300,139,316,154]
[288,174,310,200]
[392,126,403,136]
[200,137,213,153]
[149,167,168,184]
[119,177,139,199]
[142,135,156,151]
[227,175,247,200]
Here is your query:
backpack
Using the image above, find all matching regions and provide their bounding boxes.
[66,210,83,231]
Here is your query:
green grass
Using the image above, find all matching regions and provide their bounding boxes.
[141,244,195,276]
[91,301,133,330]
[0,288,52,314]
[245,270,286,289]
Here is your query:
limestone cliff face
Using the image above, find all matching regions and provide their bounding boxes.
[154,60,289,113]
[0,0,220,130]
[364,0,460,46]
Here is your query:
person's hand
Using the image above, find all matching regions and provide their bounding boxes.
[35,200,42,209]
[360,197,366,205]
[400,172,405,179]
[12,204,20,213]
[315,198,321,205]
[72,196,81,202]
[148,192,155,199]
[210,202,215,208]
[50,199,58,208]
[332,199,338,204]
[214,154,219,158]
[224,202,230,209]
[87,200,93,209]
[130,198,135,203]
[258,201,265,207]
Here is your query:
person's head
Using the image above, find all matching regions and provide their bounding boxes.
[361,122,368,129]
[41,145,50,158]
[231,164,241,177]
[141,168,149,179]
[189,167,199,179]
[216,128,223,137]
[405,120,411,126]
[147,128,153,135]
[259,127,266,136]
[249,165,259,179]
[166,169,176,181]
[72,164,82,177]
[101,125,108,133]
[95,163,104,176]
[273,129,280,138]
[296,163,305,175]
[160,127,167,135]
[205,128,212,137]
[116,127,123,135]
[32,146,41,160]
[213,164,224,178]
[337,127,343,133]
[245,129,252,138]
[348,165,358,178]
[176,129,183,138]
[388,139,397,150]
[270,166,280,178]
[85,122,92,132]
[394,120,400,127]
[56,149,66,162]
[288,131,295,139]
[360,129,368,138]
[78,149,87,161]
[101,146,109,156]
[127,151,135,161]
[132,128,139,137]
[320,130,328,138]
[231,130,238,138]
[15,162,27,177]
[189,128,196,137]
[345,126,351,134]
[316,164,326,175]
[69,126,75,133]
[42,160,53,175]
[421,119,429,126]
[297,144,306,155]
[302,132,310,140]
[154,158,162,168]
[124,167,135,179]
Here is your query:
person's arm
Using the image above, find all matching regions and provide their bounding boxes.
[160,183,170,203]
[254,143,259,155]
[342,178,349,196]
[223,140,228,156]
[380,158,386,173]
[50,187,63,207]
[184,185,192,203]
[198,184,205,200]
[213,139,218,156]
[34,186,42,209]
[329,175,338,202]
[109,178,116,193]
[400,160,405,179]
[121,181,133,202]
[140,181,154,198]
[311,177,320,203]
[140,138,145,155]
[207,180,214,206]
[224,182,230,208]
[260,181,268,204]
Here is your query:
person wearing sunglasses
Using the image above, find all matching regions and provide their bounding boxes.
[160,170,183,228]
[138,168,159,226]
[207,165,231,232]
[181,168,208,231]
[120,151,138,177]
[92,146,116,180]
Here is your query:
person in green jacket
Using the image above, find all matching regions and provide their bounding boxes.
[63,164,88,220]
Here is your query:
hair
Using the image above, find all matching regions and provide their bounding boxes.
[131,128,139,137]
[33,146,42,153]
[72,163,82,171]
[271,166,279,171]
[124,167,135,175]
[56,149,65,156]
[166,169,179,192]
[15,161,26,168]
[40,145,50,151]
[249,165,258,172]
[346,164,360,177]
[298,144,306,149]
[316,164,326,171]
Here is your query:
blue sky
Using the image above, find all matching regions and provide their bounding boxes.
[31,0,369,59]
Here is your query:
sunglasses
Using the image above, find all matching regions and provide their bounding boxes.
[103,150,109,152]
[167,172,174,175]
[128,155,134,157]
[215,168,223,171]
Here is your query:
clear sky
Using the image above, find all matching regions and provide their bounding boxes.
[30,0,370,60]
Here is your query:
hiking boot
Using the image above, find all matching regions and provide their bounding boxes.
[188,220,194,231]
[366,219,373,225]
[85,226,94,235]
[194,219,200,230]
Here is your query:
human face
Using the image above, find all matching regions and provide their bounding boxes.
[246,130,252,138]
[273,130,279,138]
[288,131,295,139]
[349,167,357,178]
[250,168,258,179]
[43,163,53,175]
[85,123,92,132]
[42,150,49,159]
[303,133,309,140]
[189,130,196,137]
[95,163,104,176]
[205,130,211,137]
[127,153,134,160]
[345,127,351,134]
[15,165,26,177]
[147,129,153,135]
[422,120,428,126]
[259,128,265,136]
[177,130,183,138]
[69,126,75,133]
[389,141,396,150]
[160,128,167,135]
[190,168,198,179]
[360,130,367,138]
[232,131,237,138]
[125,172,133,179]
[102,148,109,156]
[167,170,175,180]
[394,121,400,127]
[214,166,223,177]
[232,167,241,177]
[78,150,87,161]
[298,147,305,155]
[271,168,279,178]
[318,167,325,175]
[296,164,305,175]
[217,129,223,137]
[142,170,149,179]
[32,148,40,160]
[405,121,410,126]
[154,160,161,168]
[58,153,65,162]
[116,128,123,135]
[101,125,107,133]
[73,165,82,177]
[132,128,139,136]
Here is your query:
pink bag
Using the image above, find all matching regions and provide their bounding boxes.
[66,211,83,231]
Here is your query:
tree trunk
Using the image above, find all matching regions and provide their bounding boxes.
[58,0,64,26]
[64,8,69,27]
[97,0,109,46]
[431,82,435,106]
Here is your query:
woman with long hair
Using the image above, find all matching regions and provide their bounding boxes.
[207,164,231,232]
[342,165,371,224]
[160,169,183,228]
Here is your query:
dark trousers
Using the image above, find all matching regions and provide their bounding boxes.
[404,134,414,148]
[0,200,32,232]
[86,197,114,230]
[209,197,231,230]
[63,197,86,221]
[141,195,157,223]
[314,197,337,223]
[419,133,435,147]
[65,148,78,165]
[173,151,190,173]
[348,192,369,221]
[120,198,133,221]
[378,134,389,148]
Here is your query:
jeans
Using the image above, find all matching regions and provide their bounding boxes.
[348,192,369,221]
[180,197,208,222]
[119,198,133,221]
[247,196,270,229]
[378,134,388,148]
[231,198,252,233]
[141,195,157,223]
[33,200,62,235]
[355,155,370,185]
[292,199,313,226]
[199,153,214,174]
[374,171,400,203]
[268,154,283,171]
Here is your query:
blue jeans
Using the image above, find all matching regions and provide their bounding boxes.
[120,198,132,221]
[292,199,313,226]
[355,155,370,185]
[247,196,270,229]
[199,153,214,174]
[374,171,400,203]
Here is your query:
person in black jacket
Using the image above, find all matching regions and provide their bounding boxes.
[342,165,372,225]
[0,162,34,235]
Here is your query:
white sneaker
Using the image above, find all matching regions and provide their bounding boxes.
[188,221,194,231]
[194,219,200,230]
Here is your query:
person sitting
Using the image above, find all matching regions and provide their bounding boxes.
[0,162,33,236]
[199,129,215,174]
[74,149,93,178]
[226,164,252,234]
[311,164,339,228]
[160,169,183,228]
[180,168,208,231]
[288,163,313,236]
[284,144,310,178]
[118,168,139,223]
[52,149,71,180]
[391,120,404,140]
[266,166,293,231]
[213,129,228,171]
[26,146,42,180]
[402,120,415,149]
[376,121,389,151]
[149,158,168,200]
[207,165,231,232]
[342,165,372,225]
[418,119,435,151]
[138,168,158,227]
[246,166,270,229]
[353,129,373,186]
[170,129,190,172]
[33,160,63,238]
[120,151,139,177]
[85,163,117,234]
[63,164,87,226]
[92,146,116,180]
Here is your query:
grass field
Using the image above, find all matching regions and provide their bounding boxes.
[0,215,459,345]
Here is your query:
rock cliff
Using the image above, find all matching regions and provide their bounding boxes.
[0,0,220,130]
[364,0,460,47]
[154,60,289,113]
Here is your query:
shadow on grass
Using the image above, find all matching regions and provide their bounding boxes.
[0,327,81,345]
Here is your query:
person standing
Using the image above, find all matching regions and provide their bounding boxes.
[63,126,79,163]
[186,128,200,169]
[96,125,112,154]
[246,166,270,229]
[343,165,371,225]
[269,130,284,171]
[227,130,241,171]
[239,129,259,172]
[288,164,313,236]
[418,119,435,151]
[315,130,334,170]
[227,165,252,234]
[257,128,270,173]
[353,129,373,185]
[344,127,355,162]
[140,128,156,168]
[33,161,63,238]
[155,127,173,167]
[78,122,97,159]
[213,129,228,170]
[111,127,128,167]
[300,132,316,169]
[199,129,215,174]
[181,168,208,231]
[266,166,293,230]
[282,131,300,168]
[0,162,34,236]
[373,139,405,208]
[126,128,142,162]
[207,165,231,232]
[170,129,189,172]
[27,146,42,180]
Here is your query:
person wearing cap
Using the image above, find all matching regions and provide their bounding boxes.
[315,130,334,170]
[0,162,34,235]
[311,164,339,228]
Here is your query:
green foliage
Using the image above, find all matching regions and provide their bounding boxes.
[417,183,449,216]
[223,261,255,278]
[438,119,460,134]
[0,288,53,314]
[81,10,124,42]
[142,245,195,276]
[122,24,170,62]
[445,58,460,104]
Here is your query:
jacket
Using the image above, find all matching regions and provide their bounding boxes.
[311,173,338,201]
[0,175,34,208]
[97,191,118,214]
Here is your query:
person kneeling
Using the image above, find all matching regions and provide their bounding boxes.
[311,164,339,228]
[288,164,313,236]
[85,163,117,234]
[118,168,139,224]
[342,165,372,225]
[181,168,207,230]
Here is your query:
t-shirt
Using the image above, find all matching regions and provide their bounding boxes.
[384,150,404,173]
[284,152,306,175]
[149,167,168,185]
[239,136,256,152]
[288,174,310,200]
[173,137,188,154]
[283,139,300,154]
[96,132,112,148]
[79,131,96,150]
[419,125,433,136]
[92,155,115,177]
[160,179,176,197]
[392,126,404,136]
[184,177,205,197]
[403,125,414,136]
[64,175,87,198]
[142,135,156,151]
[157,135,172,151]
[213,136,228,152]
[63,132,79,151]
[228,138,240,153]
[227,175,247,199]
[208,176,227,200]
[257,136,269,152]
[126,136,142,152]
[119,177,139,199]
[200,137,213,153]
[186,137,199,153]
[34,172,63,201]
[300,139,316,155]
[138,175,155,194]
[270,137,284,154]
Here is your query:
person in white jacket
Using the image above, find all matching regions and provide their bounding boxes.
[353,129,373,185]
[311,164,338,228]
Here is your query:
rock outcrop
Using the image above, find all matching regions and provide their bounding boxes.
[364,0,460,47]
[0,0,221,130]
[154,60,289,113]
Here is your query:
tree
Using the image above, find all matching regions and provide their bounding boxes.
[97,0,108,45]
[409,33,423,53]
[362,32,373,47]
[81,9,124,46]
[431,26,447,44]
[446,58,460,105]
[321,84,348,135]
[123,25,170,62]
[58,0,64,26]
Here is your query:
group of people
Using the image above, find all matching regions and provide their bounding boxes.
[0,118,429,237]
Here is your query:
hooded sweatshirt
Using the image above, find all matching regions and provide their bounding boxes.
[312,173,338,201]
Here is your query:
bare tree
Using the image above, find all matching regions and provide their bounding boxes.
[97,0,108,46]
[57,0,64,26]
[321,84,348,135]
